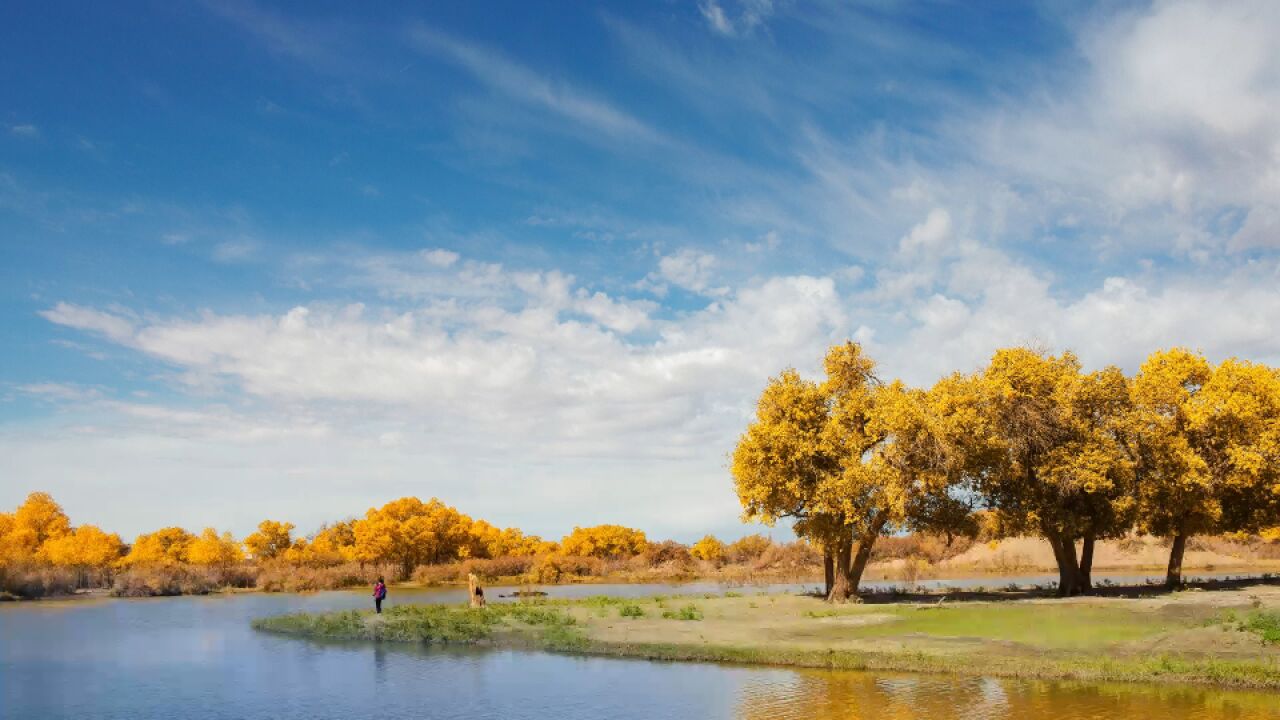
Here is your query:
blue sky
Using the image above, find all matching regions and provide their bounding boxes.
[3,1,1279,542]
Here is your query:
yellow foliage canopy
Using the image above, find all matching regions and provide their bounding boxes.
[690,535,726,563]
[124,527,196,566]
[559,524,647,558]
[244,520,295,560]
[39,525,125,569]
[188,528,245,567]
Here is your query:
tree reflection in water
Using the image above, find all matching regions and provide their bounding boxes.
[734,669,1280,719]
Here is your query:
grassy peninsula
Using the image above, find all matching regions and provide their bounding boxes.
[254,582,1280,689]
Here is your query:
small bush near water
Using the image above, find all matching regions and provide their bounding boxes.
[0,564,79,599]
[1244,611,1280,644]
[112,565,255,597]
[619,604,645,618]
[256,562,385,592]
[662,604,703,621]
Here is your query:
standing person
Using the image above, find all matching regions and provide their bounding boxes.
[373,577,387,614]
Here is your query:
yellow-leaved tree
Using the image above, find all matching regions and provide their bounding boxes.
[1132,349,1280,587]
[690,535,727,563]
[284,520,358,567]
[726,534,772,563]
[38,524,125,586]
[467,521,550,558]
[244,520,295,561]
[187,528,245,567]
[0,492,72,564]
[123,527,195,566]
[351,497,475,579]
[734,342,973,601]
[956,348,1136,596]
[559,524,648,558]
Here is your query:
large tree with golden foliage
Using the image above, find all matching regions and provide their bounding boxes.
[1132,349,1280,587]
[351,497,475,578]
[734,342,972,602]
[960,348,1137,596]
[188,528,245,567]
[0,491,71,564]
[244,520,295,561]
[38,524,125,586]
[123,527,195,566]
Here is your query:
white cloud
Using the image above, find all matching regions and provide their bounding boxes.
[212,239,258,262]
[408,25,665,144]
[9,124,40,139]
[40,302,136,344]
[898,208,953,255]
[698,0,774,37]
[656,248,717,293]
[420,248,460,267]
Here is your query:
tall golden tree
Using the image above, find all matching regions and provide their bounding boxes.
[123,527,195,566]
[188,528,245,567]
[1132,349,1280,587]
[958,348,1136,595]
[244,520,295,561]
[39,524,125,586]
[734,342,972,601]
[0,491,72,563]
[559,524,648,558]
[351,497,475,578]
[733,362,844,596]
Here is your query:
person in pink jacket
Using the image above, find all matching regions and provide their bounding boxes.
[372,577,387,614]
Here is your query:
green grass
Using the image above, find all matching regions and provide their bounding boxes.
[619,604,645,618]
[841,603,1177,649]
[1244,611,1280,644]
[253,593,1280,688]
[661,604,703,621]
[252,602,577,645]
[568,641,1280,689]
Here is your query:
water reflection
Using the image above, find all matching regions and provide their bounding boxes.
[735,669,1280,719]
[3,587,1279,719]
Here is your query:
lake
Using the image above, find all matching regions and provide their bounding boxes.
[3,581,1278,719]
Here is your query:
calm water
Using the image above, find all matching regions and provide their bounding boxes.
[3,582,1278,720]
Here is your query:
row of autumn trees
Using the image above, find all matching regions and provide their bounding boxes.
[1,491,751,590]
[733,342,1280,601]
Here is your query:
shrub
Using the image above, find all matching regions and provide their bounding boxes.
[257,562,379,592]
[871,533,975,564]
[753,541,821,572]
[690,535,726,564]
[559,525,647,558]
[619,604,645,618]
[662,604,702,621]
[726,534,773,563]
[527,555,603,584]
[112,564,254,597]
[1245,611,1280,644]
[642,540,693,568]
[0,563,78,598]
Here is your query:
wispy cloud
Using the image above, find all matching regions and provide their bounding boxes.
[8,123,40,139]
[698,0,775,37]
[407,24,667,145]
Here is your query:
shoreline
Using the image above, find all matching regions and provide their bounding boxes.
[7,566,1278,603]
[252,580,1280,690]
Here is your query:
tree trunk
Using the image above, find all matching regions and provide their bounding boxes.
[1048,534,1080,597]
[847,532,878,595]
[1078,533,1095,595]
[1165,534,1187,590]
[822,548,835,597]
[826,534,854,603]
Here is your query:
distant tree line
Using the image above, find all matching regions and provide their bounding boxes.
[733,342,1280,601]
[0,492,789,597]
